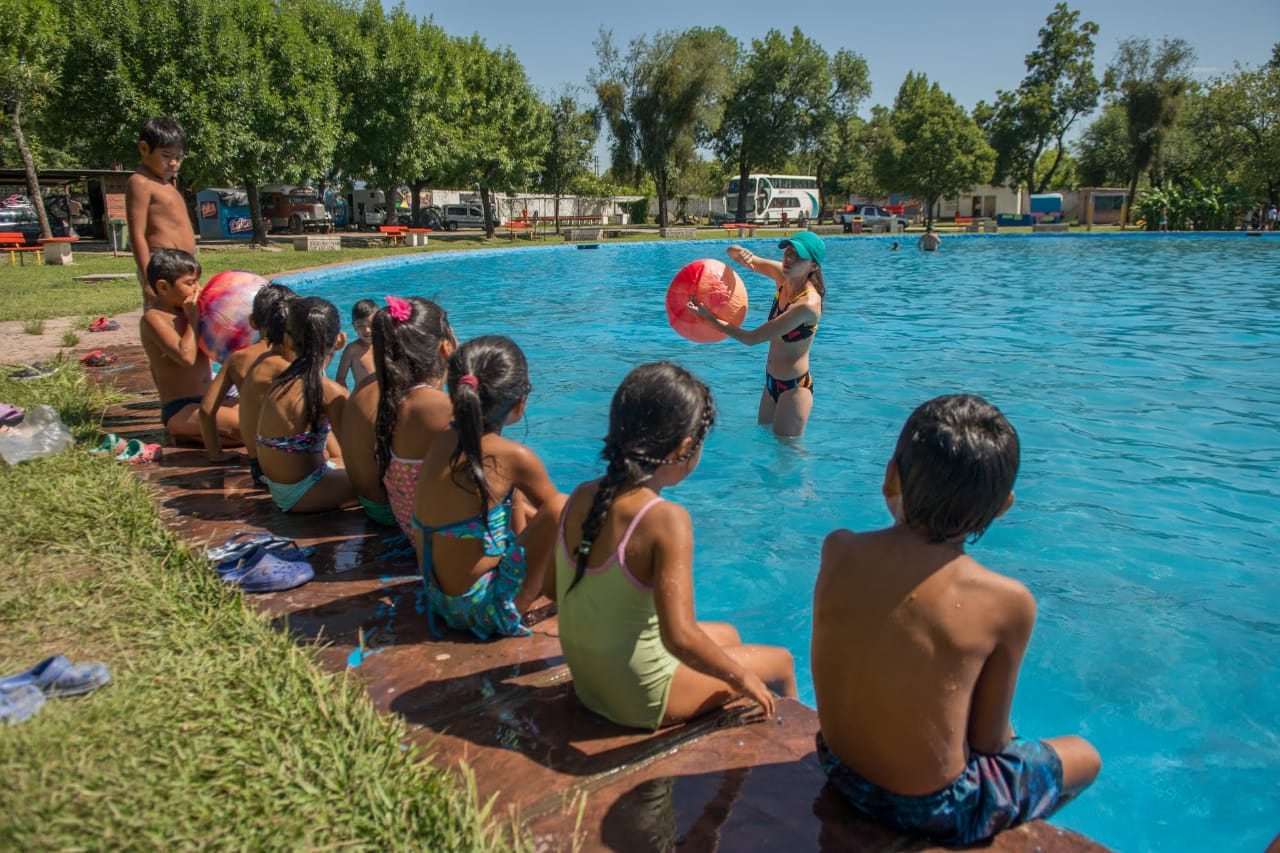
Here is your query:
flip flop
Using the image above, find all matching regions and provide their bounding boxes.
[230,551,315,593]
[214,538,315,578]
[8,362,60,380]
[89,433,127,456]
[206,531,282,566]
[0,403,23,426]
[0,655,111,697]
[87,317,120,332]
[114,439,162,464]
[0,684,46,725]
[79,350,118,367]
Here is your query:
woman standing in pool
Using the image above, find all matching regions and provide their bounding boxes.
[688,231,825,438]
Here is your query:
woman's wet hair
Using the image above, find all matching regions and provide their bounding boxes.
[145,248,200,289]
[273,297,341,433]
[893,394,1019,544]
[568,361,715,594]
[447,335,531,518]
[251,283,296,346]
[372,297,453,482]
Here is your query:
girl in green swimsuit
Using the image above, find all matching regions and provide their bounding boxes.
[545,362,798,731]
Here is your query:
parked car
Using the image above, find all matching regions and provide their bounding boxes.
[259,185,334,233]
[0,206,74,244]
[833,205,909,232]
[440,203,501,231]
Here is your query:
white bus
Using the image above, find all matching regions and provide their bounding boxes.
[723,174,821,224]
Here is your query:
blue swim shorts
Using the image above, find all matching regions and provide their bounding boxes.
[424,545,530,640]
[262,461,336,512]
[816,732,1063,845]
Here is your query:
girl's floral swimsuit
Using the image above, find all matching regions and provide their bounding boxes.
[413,489,529,640]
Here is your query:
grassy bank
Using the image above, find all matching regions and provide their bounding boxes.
[0,366,510,850]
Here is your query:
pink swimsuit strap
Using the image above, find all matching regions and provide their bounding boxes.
[559,495,664,578]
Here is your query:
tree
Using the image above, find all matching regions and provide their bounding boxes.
[1104,36,1197,220]
[592,27,736,227]
[0,0,65,239]
[448,36,549,237]
[976,3,1099,196]
[538,89,599,231]
[714,29,868,223]
[1194,62,1280,205]
[1076,102,1131,186]
[873,73,995,226]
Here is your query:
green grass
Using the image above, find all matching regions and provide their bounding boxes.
[22,318,45,334]
[0,365,515,850]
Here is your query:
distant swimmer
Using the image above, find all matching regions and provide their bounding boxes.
[917,226,941,252]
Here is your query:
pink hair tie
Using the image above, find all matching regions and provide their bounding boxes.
[384,295,411,323]
[458,374,479,389]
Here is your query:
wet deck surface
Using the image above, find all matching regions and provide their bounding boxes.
[88,344,1108,852]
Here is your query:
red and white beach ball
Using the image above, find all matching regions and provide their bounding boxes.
[198,270,267,363]
[665,259,749,343]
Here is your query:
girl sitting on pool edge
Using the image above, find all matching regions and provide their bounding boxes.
[687,231,825,438]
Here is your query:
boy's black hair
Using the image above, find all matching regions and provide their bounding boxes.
[568,361,715,594]
[139,117,186,153]
[252,283,296,346]
[145,248,201,289]
[352,299,378,323]
[372,297,453,482]
[893,394,1019,544]
[273,297,341,433]
[447,335,530,522]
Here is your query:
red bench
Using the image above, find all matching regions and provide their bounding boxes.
[954,216,973,226]
[0,232,43,266]
[378,225,407,247]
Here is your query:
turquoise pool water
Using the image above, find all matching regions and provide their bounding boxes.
[281,234,1280,852]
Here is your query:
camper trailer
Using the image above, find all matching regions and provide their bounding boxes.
[259,185,334,233]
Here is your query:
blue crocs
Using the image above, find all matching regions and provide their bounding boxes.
[231,551,314,594]
[0,655,111,697]
[0,684,46,725]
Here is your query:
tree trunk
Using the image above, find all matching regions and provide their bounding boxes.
[9,104,52,239]
[383,185,397,227]
[410,180,425,227]
[479,186,494,238]
[244,180,268,246]
[1124,170,1140,229]
[735,158,750,223]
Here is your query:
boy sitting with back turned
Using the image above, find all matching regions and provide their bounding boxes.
[811,394,1099,846]
[139,248,242,449]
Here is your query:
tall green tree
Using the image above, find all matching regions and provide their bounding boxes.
[1104,36,1197,220]
[975,3,1099,195]
[448,36,548,236]
[592,27,736,227]
[1194,62,1280,205]
[0,0,65,238]
[1075,102,1131,186]
[873,72,995,226]
[538,89,599,229]
[714,29,868,223]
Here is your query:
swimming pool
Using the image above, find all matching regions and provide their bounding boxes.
[281,234,1280,852]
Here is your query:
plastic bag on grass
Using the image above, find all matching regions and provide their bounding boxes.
[0,405,74,464]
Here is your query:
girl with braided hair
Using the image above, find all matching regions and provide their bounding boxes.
[336,296,454,533]
[412,335,566,640]
[545,362,797,731]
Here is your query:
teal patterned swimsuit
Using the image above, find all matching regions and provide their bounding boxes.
[413,489,529,640]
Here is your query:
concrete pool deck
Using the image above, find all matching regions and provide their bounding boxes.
[83,342,1109,852]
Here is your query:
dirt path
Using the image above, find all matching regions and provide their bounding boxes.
[0,309,143,368]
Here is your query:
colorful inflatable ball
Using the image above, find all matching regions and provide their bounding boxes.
[665,259,749,343]
[198,270,268,363]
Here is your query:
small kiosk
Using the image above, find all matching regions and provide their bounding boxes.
[195,188,253,241]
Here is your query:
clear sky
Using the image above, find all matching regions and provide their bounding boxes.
[407,0,1277,118]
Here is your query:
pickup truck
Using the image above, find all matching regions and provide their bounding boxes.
[833,205,909,233]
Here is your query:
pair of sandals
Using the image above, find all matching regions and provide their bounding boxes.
[90,433,162,463]
[88,317,120,332]
[0,655,111,726]
[80,349,117,367]
[207,532,316,594]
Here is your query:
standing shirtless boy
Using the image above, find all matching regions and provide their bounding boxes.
[126,117,196,308]
[140,249,241,449]
[811,394,1099,846]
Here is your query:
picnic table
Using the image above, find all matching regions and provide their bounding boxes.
[720,222,759,238]
[378,225,407,247]
[502,222,535,241]
[0,232,43,266]
[39,236,79,265]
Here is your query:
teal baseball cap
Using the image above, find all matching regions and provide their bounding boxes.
[779,230,826,264]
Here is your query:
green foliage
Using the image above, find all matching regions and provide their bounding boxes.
[1034,147,1079,190]
[539,90,599,203]
[976,3,1099,194]
[592,27,736,226]
[1076,102,1131,186]
[1134,180,1250,231]
[626,197,649,224]
[1191,63,1280,202]
[873,72,995,223]
[1104,36,1197,209]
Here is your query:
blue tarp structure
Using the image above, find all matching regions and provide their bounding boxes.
[196,188,253,240]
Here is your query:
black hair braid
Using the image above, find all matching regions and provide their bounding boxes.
[567,450,631,595]
[273,297,339,433]
[450,380,491,512]
[372,309,402,483]
[373,298,453,482]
